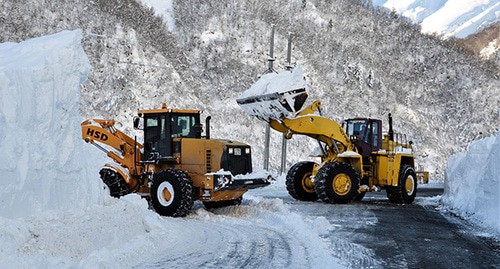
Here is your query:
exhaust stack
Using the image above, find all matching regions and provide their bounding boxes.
[205,116,211,140]
[388,113,394,141]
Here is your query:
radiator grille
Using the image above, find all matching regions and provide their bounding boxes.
[206,150,212,173]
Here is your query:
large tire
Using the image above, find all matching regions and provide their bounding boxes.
[150,169,194,217]
[203,196,243,210]
[286,161,318,201]
[314,162,360,204]
[99,168,130,198]
[386,165,417,204]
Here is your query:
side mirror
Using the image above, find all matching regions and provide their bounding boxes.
[133,116,143,130]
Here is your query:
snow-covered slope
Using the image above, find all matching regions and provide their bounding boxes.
[443,130,500,234]
[0,30,105,218]
[373,0,500,38]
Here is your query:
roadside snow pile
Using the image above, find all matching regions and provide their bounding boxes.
[0,195,178,268]
[0,30,106,218]
[442,130,500,234]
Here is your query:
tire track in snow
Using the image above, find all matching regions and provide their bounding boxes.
[134,201,336,268]
[136,221,297,268]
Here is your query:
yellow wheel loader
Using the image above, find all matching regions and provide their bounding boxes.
[237,82,428,204]
[82,103,271,217]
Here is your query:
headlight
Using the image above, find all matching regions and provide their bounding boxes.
[245,148,251,154]
[228,147,234,154]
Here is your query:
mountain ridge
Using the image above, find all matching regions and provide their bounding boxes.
[372,0,500,59]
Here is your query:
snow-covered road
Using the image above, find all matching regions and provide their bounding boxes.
[135,184,349,268]
[135,179,500,269]
[249,181,499,269]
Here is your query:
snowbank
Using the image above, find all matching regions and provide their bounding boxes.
[0,30,105,218]
[442,130,500,234]
[0,192,348,268]
[0,195,172,268]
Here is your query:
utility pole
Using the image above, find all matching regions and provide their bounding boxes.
[281,32,293,174]
[263,25,275,171]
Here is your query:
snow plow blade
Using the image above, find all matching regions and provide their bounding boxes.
[236,88,308,120]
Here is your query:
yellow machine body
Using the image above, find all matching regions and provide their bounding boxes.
[235,67,425,204]
[260,99,426,204]
[82,104,269,216]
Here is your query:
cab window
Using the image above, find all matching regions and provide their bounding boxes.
[372,121,379,147]
[146,118,158,128]
[346,119,368,139]
[170,114,200,138]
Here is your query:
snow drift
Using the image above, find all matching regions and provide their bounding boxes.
[443,130,500,234]
[0,30,105,218]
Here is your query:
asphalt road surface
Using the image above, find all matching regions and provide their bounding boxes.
[140,184,499,269]
[285,186,500,268]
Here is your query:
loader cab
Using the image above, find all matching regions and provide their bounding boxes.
[345,118,382,158]
[137,106,202,161]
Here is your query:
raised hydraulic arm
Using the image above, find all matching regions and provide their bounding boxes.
[268,101,355,155]
[81,119,143,177]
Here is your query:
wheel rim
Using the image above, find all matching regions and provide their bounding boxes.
[405,175,415,196]
[332,173,351,196]
[301,172,315,193]
[157,181,174,206]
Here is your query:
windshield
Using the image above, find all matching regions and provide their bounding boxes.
[170,114,200,138]
[346,119,368,139]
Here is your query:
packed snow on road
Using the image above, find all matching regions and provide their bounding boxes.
[0,30,498,268]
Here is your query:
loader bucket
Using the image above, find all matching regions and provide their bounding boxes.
[237,88,308,120]
[236,65,309,120]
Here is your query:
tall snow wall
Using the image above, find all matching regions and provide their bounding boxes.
[443,130,500,234]
[0,30,105,218]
